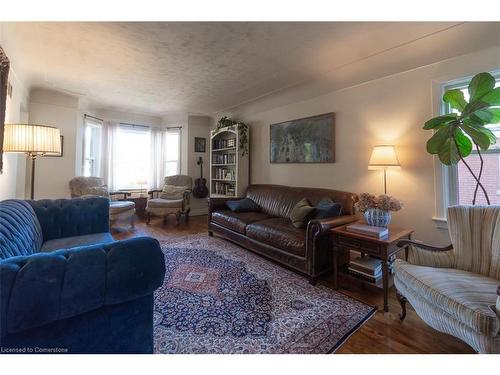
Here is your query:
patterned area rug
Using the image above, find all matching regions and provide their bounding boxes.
[154,234,376,354]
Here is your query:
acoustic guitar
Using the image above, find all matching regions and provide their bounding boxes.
[193,156,209,198]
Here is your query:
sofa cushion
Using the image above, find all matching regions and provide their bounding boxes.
[41,232,115,252]
[0,200,43,259]
[226,198,260,213]
[395,260,500,336]
[313,197,343,219]
[160,185,188,200]
[290,198,315,228]
[246,218,306,257]
[212,210,270,234]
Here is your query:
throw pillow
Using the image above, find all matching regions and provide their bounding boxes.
[313,197,342,219]
[160,185,188,200]
[226,198,260,212]
[290,198,315,228]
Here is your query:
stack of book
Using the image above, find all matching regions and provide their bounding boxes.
[345,223,389,239]
[347,255,383,283]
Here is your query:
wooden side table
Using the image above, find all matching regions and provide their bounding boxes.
[120,196,148,219]
[331,222,414,312]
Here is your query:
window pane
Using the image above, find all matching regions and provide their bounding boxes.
[165,161,179,177]
[82,118,102,177]
[115,127,151,189]
[164,130,180,176]
[458,153,500,205]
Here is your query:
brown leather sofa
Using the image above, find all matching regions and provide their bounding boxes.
[208,184,358,284]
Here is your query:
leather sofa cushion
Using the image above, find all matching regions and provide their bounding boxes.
[41,232,115,252]
[212,210,270,234]
[246,218,306,257]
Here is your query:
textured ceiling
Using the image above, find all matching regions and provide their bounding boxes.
[1,22,499,116]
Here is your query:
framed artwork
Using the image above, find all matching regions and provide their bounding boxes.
[270,112,335,163]
[194,137,206,153]
[45,136,64,157]
[0,46,10,174]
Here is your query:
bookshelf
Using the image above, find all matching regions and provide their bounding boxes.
[209,124,249,198]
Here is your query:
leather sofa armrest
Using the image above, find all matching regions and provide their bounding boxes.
[307,215,358,236]
[0,237,165,335]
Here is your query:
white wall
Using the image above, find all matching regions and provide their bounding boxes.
[187,115,210,215]
[219,46,500,245]
[28,88,81,199]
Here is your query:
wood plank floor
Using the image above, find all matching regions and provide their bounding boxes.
[113,215,475,354]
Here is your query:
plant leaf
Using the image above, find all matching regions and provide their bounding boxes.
[438,138,461,165]
[462,100,489,117]
[423,114,457,130]
[443,89,467,111]
[460,123,492,150]
[472,108,500,124]
[454,128,473,157]
[426,126,450,154]
[480,87,500,105]
[468,72,495,101]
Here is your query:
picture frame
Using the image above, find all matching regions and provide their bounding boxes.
[45,135,64,157]
[270,112,335,163]
[194,137,206,153]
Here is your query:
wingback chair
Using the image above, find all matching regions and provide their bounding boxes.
[69,177,136,229]
[146,175,192,225]
[394,205,500,353]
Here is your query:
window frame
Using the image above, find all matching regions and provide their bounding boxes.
[164,127,181,177]
[82,116,103,177]
[432,70,500,229]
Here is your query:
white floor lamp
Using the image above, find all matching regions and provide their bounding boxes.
[3,123,61,199]
[368,145,400,194]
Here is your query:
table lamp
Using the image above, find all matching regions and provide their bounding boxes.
[368,145,400,194]
[3,123,61,199]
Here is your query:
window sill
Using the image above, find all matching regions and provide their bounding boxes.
[432,216,448,230]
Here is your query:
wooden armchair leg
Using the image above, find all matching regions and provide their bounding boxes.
[396,289,407,321]
[185,208,190,223]
[175,212,181,225]
[146,213,151,225]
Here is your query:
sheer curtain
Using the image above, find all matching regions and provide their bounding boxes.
[101,120,119,191]
[150,127,166,190]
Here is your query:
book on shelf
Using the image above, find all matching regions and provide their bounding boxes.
[212,137,236,150]
[347,267,382,283]
[349,256,382,276]
[345,223,389,239]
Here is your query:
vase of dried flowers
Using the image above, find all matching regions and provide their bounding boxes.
[354,193,403,227]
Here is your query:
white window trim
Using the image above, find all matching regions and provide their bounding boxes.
[432,70,500,229]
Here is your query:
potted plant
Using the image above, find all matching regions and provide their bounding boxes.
[216,116,249,156]
[355,193,403,227]
[423,72,500,204]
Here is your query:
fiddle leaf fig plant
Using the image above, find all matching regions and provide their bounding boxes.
[424,72,500,205]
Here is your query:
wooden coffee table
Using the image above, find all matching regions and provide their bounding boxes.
[331,222,414,312]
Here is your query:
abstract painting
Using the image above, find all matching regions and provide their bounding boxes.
[270,113,335,163]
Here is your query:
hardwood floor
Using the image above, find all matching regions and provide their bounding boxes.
[113,215,475,354]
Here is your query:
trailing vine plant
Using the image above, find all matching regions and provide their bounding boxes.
[423,72,500,205]
[216,116,249,156]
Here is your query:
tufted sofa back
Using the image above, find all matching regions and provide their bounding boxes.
[0,200,43,259]
[245,184,358,219]
[29,198,109,242]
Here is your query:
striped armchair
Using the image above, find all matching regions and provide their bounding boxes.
[394,205,500,353]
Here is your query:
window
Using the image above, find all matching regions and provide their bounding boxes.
[165,128,181,176]
[114,125,151,190]
[442,75,500,206]
[82,116,103,177]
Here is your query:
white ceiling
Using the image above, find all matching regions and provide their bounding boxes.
[1,22,499,116]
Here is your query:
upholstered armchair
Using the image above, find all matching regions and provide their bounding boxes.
[146,175,192,225]
[394,205,500,353]
[69,177,136,229]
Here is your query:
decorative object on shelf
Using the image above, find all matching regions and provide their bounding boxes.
[4,123,61,199]
[354,192,403,227]
[0,45,10,174]
[193,156,209,198]
[216,116,249,156]
[194,137,206,153]
[368,145,400,194]
[423,72,500,205]
[210,122,249,198]
[270,112,335,163]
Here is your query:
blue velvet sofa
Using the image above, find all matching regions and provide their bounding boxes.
[0,197,165,354]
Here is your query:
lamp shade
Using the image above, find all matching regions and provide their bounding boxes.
[3,124,61,155]
[368,145,400,169]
